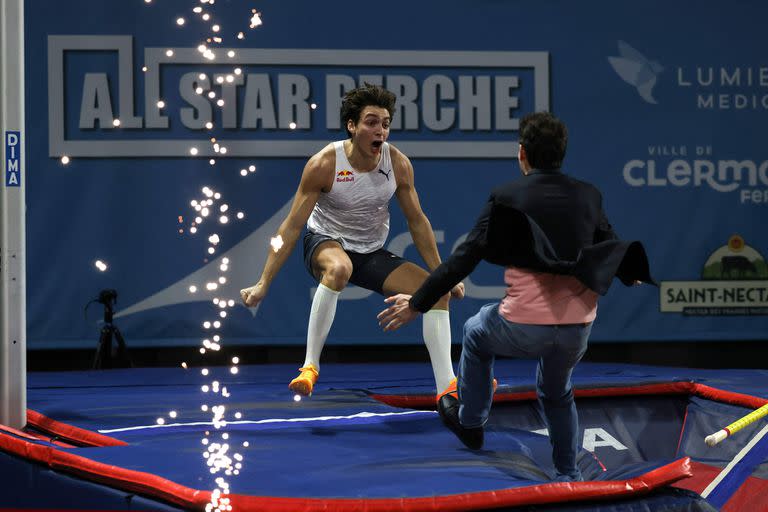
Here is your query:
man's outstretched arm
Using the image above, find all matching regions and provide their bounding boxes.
[378,198,493,331]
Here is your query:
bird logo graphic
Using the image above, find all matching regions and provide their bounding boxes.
[608,41,663,104]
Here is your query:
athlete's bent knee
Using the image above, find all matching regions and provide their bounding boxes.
[322,260,353,289]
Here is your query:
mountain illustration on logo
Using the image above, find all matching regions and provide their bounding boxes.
[608,40,663,104]
[701,234,768,280]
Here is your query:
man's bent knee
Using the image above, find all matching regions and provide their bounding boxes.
[462,320,484,352]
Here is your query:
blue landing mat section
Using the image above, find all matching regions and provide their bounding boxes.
[3,361,767,510]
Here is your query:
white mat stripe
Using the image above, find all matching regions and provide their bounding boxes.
[98,410,435,434]
[701,422,768,498]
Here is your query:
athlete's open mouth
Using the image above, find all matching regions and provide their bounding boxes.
[372,140,383,149]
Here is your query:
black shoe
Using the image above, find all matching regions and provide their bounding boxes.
[438,394,484,450]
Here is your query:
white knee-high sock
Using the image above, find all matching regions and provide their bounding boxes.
[422,309,455,392]
[303,283,340,370]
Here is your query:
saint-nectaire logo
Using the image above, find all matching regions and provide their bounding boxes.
[660,235,768,316]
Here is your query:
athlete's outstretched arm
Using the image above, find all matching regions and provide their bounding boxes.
[391,147,464,299]
[240,148,333,307]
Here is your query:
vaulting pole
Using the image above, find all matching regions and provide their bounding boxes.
[705,403,768,447]
[0,0,27,429]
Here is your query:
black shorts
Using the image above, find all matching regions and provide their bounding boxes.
[302,231,408,295]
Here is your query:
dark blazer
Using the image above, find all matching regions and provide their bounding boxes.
[410,169,655,312]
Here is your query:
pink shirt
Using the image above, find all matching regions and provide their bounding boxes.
[498,267,598,325]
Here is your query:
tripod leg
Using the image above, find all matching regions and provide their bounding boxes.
[93,326,113,370]
[112,326,133,368]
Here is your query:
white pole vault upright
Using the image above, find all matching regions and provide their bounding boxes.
[0,0,27,429]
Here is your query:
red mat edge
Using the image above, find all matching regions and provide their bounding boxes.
[370,381,768,409]
[0,429,691,512]
[26,410,127,447]
[4,381,765,510]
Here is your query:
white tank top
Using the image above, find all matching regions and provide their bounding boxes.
[307,140,397,253]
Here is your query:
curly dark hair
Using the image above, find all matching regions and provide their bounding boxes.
[519,112,568,170]
[339,83,396,137]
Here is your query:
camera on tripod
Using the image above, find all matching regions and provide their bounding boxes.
[98,289,118,318]
[98,288,117,306]
[92,288,132,369]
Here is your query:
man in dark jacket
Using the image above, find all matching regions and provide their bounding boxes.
[377,112,653,481]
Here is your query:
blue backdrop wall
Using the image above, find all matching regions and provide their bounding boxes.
[20,0,768,349]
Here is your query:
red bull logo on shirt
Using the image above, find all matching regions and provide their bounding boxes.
[336,170,354,183]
